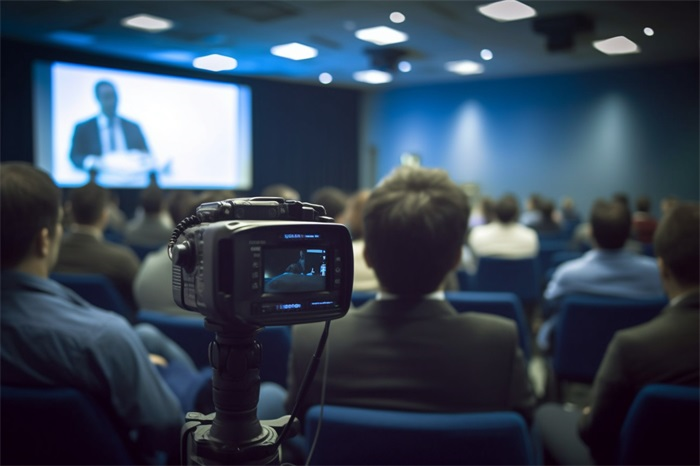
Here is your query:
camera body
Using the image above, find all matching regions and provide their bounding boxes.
[171,198,353,327]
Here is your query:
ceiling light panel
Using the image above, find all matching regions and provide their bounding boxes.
[593,36,640,55]
[121,14,173,32]
[477,0,537,22]
[445,60,485,75]
[354,26,408,46]
[270,42,318,60]
[353,70,393,84]
[193,54,238,72]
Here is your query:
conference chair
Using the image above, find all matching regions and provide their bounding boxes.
[129,244,162,261]
[1,386,137,465]
[351,290,375,307]
[137,310,291,386]
[537,239,573,282]
[618,384,700,465]
[446,291,531,360]
[51,272,132,320]
[473,257,541,309]
[549,294,667,397]
[304,405,535,465]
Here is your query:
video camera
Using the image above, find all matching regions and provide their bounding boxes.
[170,197,353,327]
[169,197,353,465]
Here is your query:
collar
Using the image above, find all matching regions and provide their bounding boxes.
[669,288,700,308]
[70,225,104,240]
[97,113,119,127]
[376,290,446,301]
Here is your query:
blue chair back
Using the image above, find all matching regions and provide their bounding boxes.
[351,290,375,307]
[618,384,700,465]
[446,291,531,360]
[51,272,133,320]
[256,325,292,388]
[138,310,211,369]
[1,385,137,465]
[473,257,540,304]
[129,244,162,261]
[552,294,667,384]
[304,405,535,465]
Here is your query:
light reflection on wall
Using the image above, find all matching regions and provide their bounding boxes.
[446,100,489,182]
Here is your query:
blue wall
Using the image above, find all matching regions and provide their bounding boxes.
[362,61,699,217]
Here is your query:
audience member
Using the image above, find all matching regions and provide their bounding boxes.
[558,196,581,225]
[261,183,300,201]
[338,189,378,291]
[531,198,562,235]
[0,162,211,463]
[632,195,658,244]
[537,198,665,350]
[468,193,539,259]
[310,186,348,220]
[124,185,174,248]
[286,166,535,421]
[520,193,543,227]
[534,202,699,465]
[54,181,141,321]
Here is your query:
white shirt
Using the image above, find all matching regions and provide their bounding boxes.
[468,222,539,259]
[97,114,128,154]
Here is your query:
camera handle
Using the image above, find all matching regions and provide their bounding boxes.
[180,321,299,465]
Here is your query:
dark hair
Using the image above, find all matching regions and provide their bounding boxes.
[0,162,61,268]
[539,198,555,220]
[140,185,164,215]
[363,166,470,295]
[495,194,519,224]
[654,202,699,286]
[635,195,652,213]
[310,186,348,219]
[69,182,110,225]
[94,80,116,97]
[590,198,631,249]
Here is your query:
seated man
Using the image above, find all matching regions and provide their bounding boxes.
[286,166,535,421]
[0,162,209,463]
[55,181,141,321]
[535,202,699,464]
[537,198,665,350]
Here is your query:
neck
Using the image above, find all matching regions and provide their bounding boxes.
[13,260,50,279]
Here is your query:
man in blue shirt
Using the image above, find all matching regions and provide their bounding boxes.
[537,198,665,350]
[0,162,206,462]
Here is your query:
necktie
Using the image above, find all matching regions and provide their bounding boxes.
[108,118,116,152]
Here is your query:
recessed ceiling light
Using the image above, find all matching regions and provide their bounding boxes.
[271,42,318,60]
[644,27,654,37]
[480,49,494,60]
[445,60,485,75]
[121,14,173,32]
[398,61,412,72]
[319,72,333,84]
[353,70,393,84]
[390,11,406,24]
[477,0,537,22]
[593,36,640,55]
[354,26,408,46]
[192,54,238,72]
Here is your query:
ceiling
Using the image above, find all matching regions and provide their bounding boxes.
[1,0,698,89]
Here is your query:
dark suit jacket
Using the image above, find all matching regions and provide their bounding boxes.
[286,298,535,422]
[69,116,149,169]
[578,291,700,464]
[54,231,141,320]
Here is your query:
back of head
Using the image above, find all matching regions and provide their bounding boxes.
[69,182,110,226]
[310,186,348,219]
[342,189,371,239]
[590,198,631,249]
[0,162,61,269]
[653,202,699,287]
[635,195,652,213]
[363,166,470,295]
[261,184,300,201]
[539,198,555,220]
[495,194,519,224]
[139,185,164,215]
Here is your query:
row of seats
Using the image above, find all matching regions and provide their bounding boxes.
[51,272,668,395]
[3,384,696,465]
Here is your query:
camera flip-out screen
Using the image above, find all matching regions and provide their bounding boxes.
[263,248,328,293]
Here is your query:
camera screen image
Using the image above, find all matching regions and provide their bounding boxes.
[263,248,328,293]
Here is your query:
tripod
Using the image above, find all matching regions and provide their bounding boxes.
[180,320,299,465]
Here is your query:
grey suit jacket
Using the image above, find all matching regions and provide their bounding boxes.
[54,232,141,320]
[286,298,535,422]
[579,291,700,464]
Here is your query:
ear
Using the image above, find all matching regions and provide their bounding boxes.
[36,227,51,258]
[657,257,672,281]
